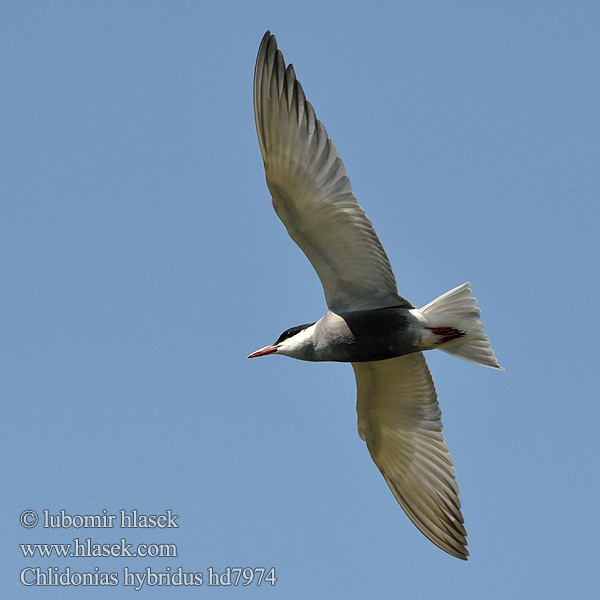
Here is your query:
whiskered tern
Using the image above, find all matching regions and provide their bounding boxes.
[249,31,502,560]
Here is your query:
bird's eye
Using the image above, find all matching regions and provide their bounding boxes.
[274,323,315,345]
[275,328,295,344]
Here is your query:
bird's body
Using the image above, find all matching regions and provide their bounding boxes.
[249,31,502,560]
[252,305,470,363]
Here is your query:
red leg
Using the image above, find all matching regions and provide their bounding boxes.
[427,327,466,344]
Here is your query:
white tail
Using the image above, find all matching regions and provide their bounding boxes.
[421,282,503,370]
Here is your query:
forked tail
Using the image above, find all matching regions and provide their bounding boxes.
[421,282,503,370]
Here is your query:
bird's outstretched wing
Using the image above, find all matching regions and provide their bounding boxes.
[254,31,411,312]
[353,352,468,559]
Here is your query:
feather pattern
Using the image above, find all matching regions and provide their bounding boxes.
[254,31,412,312]
[353,352,469,559]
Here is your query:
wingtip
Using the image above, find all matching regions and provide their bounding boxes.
[380,469,470,561]
[259,30,275,50]
[256,31,276,66]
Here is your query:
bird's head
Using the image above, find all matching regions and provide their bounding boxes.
[248,322,316,360]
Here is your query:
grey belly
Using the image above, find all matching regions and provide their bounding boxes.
[322,308,421,362]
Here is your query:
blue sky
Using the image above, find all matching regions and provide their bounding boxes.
[2,1,598,598]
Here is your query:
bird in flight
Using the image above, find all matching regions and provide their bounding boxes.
[249,31,502,560]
